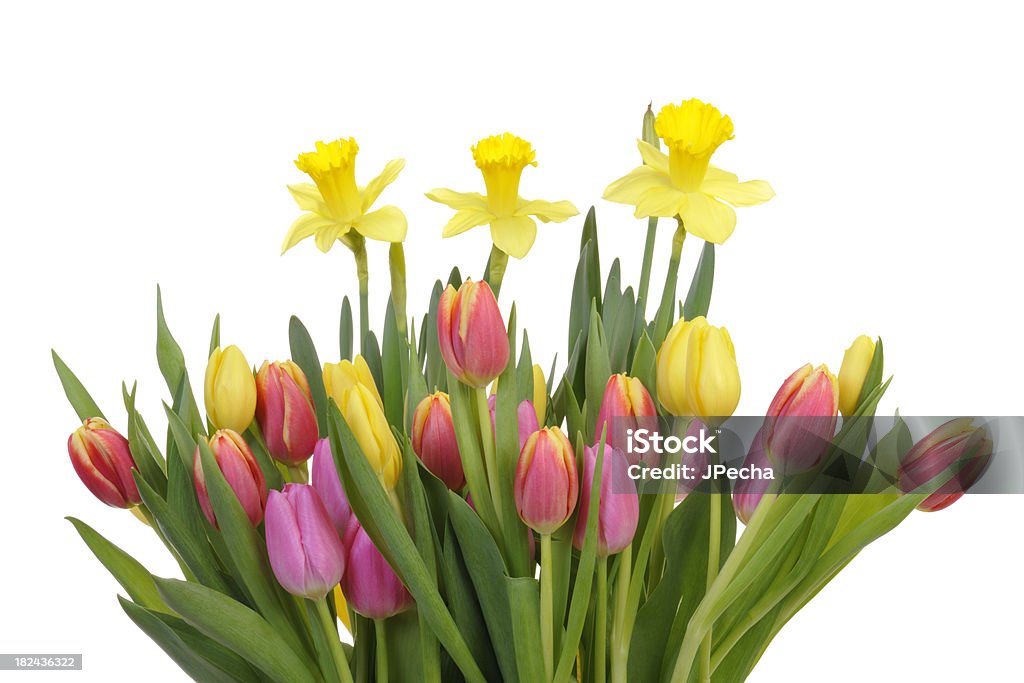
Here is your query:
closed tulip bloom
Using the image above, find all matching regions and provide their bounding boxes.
[733,429,774,524]
[323,356,383,409]
[412,392,465,490]
[205,345,257,433]
[68,418,140,508]
[437,280,509,388]
[341,520,414,619]
[333,383,402,489]
[487,394,541,451]
[572,444,639,557]
[656,316,740,423]
[265,484,346,600]
[763,364,839,473]
[838,335,875,417]
[898,418,993,512]
[514,427,579,534]
[193,429,268,528]
[594,373,657,464]
[311,438,354,534]
[255,360,318,465]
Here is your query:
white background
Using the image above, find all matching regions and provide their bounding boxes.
[2,1,1022,681]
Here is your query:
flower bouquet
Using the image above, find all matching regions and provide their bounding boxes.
[55,99,993,682]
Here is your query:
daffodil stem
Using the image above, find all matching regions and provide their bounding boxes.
[610,544,632,683]
[354,244,370,353]
[653,220,686,344]
[474,387,504,534]
[388,243,407,337]
[637,217,658,314]
[314,598,354,683]
[595,556,609,683]
[374,618,388,683]
[486,245,509,299]
[541,533,555,682]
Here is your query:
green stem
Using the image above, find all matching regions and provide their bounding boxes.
[374,619,388,683]
[314,598,354,683]
[353,241,369,354]
[610,544,632,683]
[653,219,686,345]
[541,533,555,682]
[474,387,505,534]
[487,244,509,299]
[700,491,722,683]
[388,243,407,337]
[595,557,609,683]
[637,217,658,313]
[286,464,308,484]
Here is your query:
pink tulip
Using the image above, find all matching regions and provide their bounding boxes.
[594,374,658,465]
[733,429,774,524]
[194,429,268,528]
[572,444,639,557]
[898,418,993,512]
[487,394,541,451]
[265,484,346,600]
[763,364,839,473]
[514,427,579,534]
[412,392,466,490]
[255,360,319,465]
[437,280,509,388]
[341,520,413,619]
[311,438,354,535]
[67,418,140,508]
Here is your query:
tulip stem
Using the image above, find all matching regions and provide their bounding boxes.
[610,543,632,683]
[474,388,505,534]
[637,217,658,314]
[353,241,370,353]
[313,598,354,683]
[374,619,389,683]
[700,489,722,683]
[595,556,609,683]
[388,243,407,337]
[487,244,509,299]
[540,533,554,682]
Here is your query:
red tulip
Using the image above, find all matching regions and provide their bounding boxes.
[514,427,579,534]
[255,360,318,465]
[898,418,992,512]
[437,280,509,387]
[412,392,466,490]
[194,429,268,528]
[67,418,140,508]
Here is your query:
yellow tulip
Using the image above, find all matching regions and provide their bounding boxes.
[838,335,876,417]
[323,356,382,409]
[334,383,402,490]
[204,345,257,433]
[656,317,740,423]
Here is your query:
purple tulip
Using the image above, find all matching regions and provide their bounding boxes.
[311,438,354,535]
[898,418,993,512]
[265,484,346,600]
[572,444,639,557]
[341,520,413,619]
[733,429,774,524]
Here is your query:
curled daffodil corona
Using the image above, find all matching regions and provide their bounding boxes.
[604,99,774,244]
[426,133,578,260]
[282,138,408,254]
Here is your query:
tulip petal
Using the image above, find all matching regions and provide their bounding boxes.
[426,188,488,211]
[516,198,579,223]
[678,193,737,244]
[637,139,670,173]
[362,159,405,211]
[292,486,346,596]
[490,215,537,259]
[701,167,775,207]
[353,205,408,243]
[282,213,337,254]
[287,183,328,214]
[441,208,493,238]
[265,491,308,596]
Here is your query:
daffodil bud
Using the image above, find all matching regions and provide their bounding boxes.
[311,438,354,535]
[332,383,402,490]
[838,335,876,417]
[656,316,740,424]
[412,392,465,490]
[341,520,414,620]
[514,427,579,534]
[204,345,257,433]
[572,444,639,557]
[437,280,509,388]
[763,364,839,473]
[67,418,140,508]
[594,373,657,464]
[255,360,318,465]
[265,484,346,600]
[898,419,993,512]
[487,394,541,452]
[193,429,268,528]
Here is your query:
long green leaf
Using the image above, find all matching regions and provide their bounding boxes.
[289,315,329,439]
[52,350,105,421]
[682,242,715,321]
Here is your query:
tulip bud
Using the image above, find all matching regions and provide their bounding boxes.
[514,427,579,534]
[898,418,993,512]
[333,383,402,490]
[656,316,740,423]
[204,345,257,433]
[341,520,413,619]
[193,429,268,528]
[733,429,774,524]
[594,373,657,465]
[311,438,354,534]
[255,360,318,465]
[838,335,876,417]
[763,364,839,473]
[67,418,140,508]
[572,444,639,557]
[323,356,383,410]
[265,484,346,600]
[487,395,541,451]
[437,280,509,388]
[412,392,466,490]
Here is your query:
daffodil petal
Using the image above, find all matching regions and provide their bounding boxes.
[352,205,408,242]
[362,159,405,212]
[282,213,337,254]
[633,186,688,219]
[637,139,670,173]
[426,188,488,211]
[516,198,579,223]
[603,166,673,205]
[287,183,328,214]
[490,215,537,259]
[679,193,737,244]
[441,208,493,238]
[314,222,350,253]
[702,167,775,207]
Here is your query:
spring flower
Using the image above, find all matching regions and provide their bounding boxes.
[487,394,541,452]
[204,345,257,433]
[67,418,140,508]
[412,392,466,490]
[898,418,993,512]
[437,280,509,388]
[603,99,774,244]
[311,438,354,534]
[330,382,402,490]
[265,484,346,600]
[282,138,407,253]
[255,360,318,465]
[656,316,740,423]
[838,335,876,417]
[733,429,773,524]
[572,444,639,557]
[594,373,658,464]
[763,364,839,473]
[193,429,268,528]
[323,356,383,409]
[426,133,578,259]
[341,520,414,619]
[514,427,579,534]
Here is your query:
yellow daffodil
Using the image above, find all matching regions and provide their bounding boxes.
[426,133,578,259]
[603,99,774,244]
[282,138,408,254]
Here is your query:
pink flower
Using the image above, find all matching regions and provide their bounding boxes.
[594,374,658,465]
[67,418,140,508]
[265,484,346,600]
[514,427,579,534]
[311,438,354,535]
[898,418,993,512]
[437,280,509,388]
[763,364,839,473]
[572,444,639,557]
[412,392,465,490]
[487,394,541,452]
[255,360,319,465]
[194,429,268,528]
[341,520,413,619]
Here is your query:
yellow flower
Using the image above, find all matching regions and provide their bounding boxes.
[838,335,876,417]
[426,133,578,259]
[323,356,383,409]
[603,99,774,244]
[282,138,408,254]
[204,345,257,433]
[656,316,740,423]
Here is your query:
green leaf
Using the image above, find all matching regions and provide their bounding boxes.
[608,287,637,374]
[122,383,168,497]
[447,266,463,289]
[584,303,612,440]
[382,298,405,429]
[508,577,546,683]
[288,315,330,439]
[580,207,602,292]
[855,337,885,410]
[52,350,105,421]
[362,332,384,395]
[442,522,502,682]
[209,314,221,358]
[425,280,447,392]
[447,376,502,543]
[242,423,285,491]
[156,287,204,434]
[340,296,354,361]
[630,332,657,398]
[682,241,715,321]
